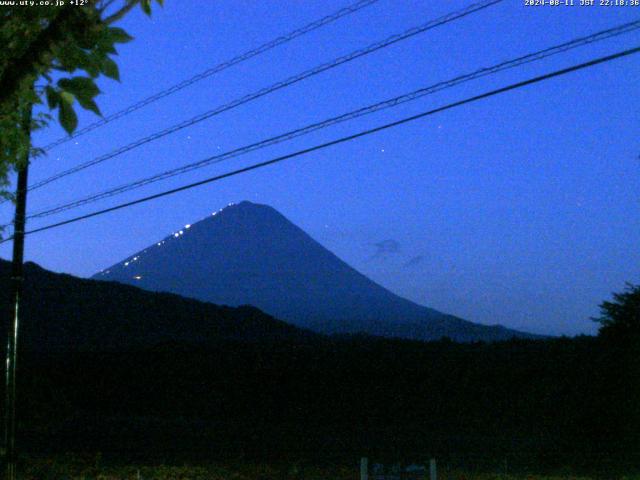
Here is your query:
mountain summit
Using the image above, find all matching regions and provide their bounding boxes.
[94,201,536,341]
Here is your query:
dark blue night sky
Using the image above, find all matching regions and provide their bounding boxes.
[1,0,638,336]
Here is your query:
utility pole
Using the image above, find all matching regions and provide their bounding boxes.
[3,101,32,480]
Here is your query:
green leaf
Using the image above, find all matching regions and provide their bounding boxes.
[75,96,102,117]
[59,100,78,134]
[141,0,152,15]
[45,86,60,109]
[54,43,84,70]
[101,57,120,81]
[60,91,75,105]
[108,27,133,44]
[96,35,118,55]
[99,43,118,55]
[30,146,46,159]
[82,56,102,78]
[58,77,100,101]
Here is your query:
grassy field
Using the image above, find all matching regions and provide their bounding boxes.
[15,455,639,480]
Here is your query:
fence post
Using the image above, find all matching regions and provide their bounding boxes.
[429,459,436,480]
[361,457,368,480]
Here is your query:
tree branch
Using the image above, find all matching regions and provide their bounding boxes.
[0,9,75,107]
[104,0,140,25]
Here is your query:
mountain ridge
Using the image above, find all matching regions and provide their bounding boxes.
[94,201,540,342]
[0,258,316,352]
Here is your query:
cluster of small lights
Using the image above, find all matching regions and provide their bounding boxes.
[172,227,189,238]
[123,255,142,267]
[118,205,237,271]
[209,203,237,217]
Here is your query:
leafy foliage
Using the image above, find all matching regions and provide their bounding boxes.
[0,0,163,202]
[594,283,640,340]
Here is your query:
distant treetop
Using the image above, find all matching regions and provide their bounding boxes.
[594,283,640,341]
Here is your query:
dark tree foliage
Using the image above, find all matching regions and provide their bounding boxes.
[591,282,640,467]
[1,261,638,475]
[0,0,162,204]
[594,283,640,341]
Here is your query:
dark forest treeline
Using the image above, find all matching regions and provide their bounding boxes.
[11,334,640,475]
[0,260,315,351]
[1,260,639,475]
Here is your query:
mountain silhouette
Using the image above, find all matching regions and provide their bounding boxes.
[94,201,538,342]
[0,259,313,352]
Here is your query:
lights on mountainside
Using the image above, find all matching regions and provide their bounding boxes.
[124,255,143,266]
[114,204,251,273]
[134,275,142,280]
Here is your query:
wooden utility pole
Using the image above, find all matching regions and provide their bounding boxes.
[3,102,32,480]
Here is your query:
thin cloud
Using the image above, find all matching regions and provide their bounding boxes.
[371,239,401,259]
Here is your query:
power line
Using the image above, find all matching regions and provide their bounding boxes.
[30,0,501,190]
[2,45,636,244]
[26,0,502,193]
[40,0,381,152]
[24,20,640,221]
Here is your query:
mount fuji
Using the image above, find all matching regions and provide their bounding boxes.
[93,201,537,342]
